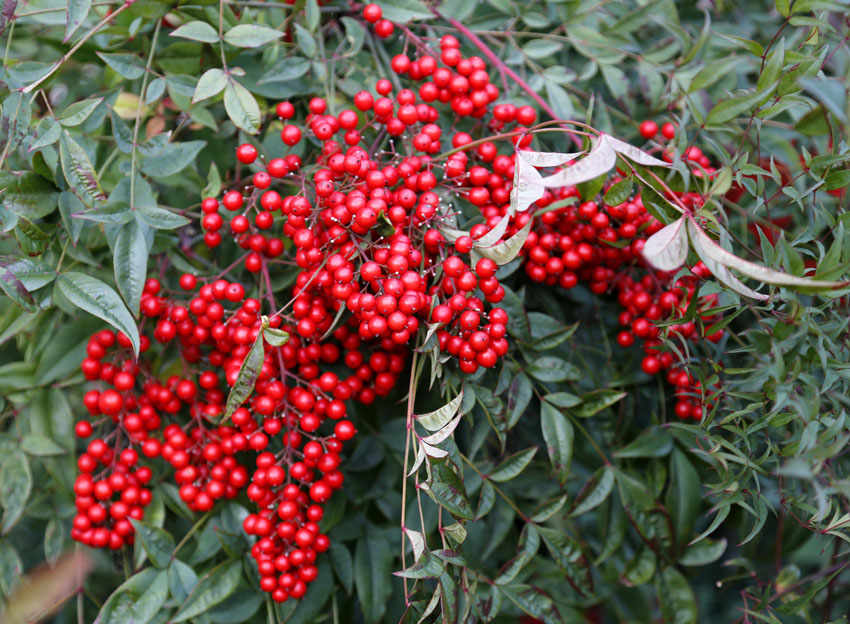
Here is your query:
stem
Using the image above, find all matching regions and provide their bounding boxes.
[400,350,420,603]
[219,0,229,71]
[21,1,133,94]
[172,511,211,558]
[130,19,162,210]
[431,8,583,148]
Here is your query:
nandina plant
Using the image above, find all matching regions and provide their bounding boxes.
[1,0,849,623]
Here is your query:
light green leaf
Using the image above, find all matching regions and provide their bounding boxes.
[170,20,219,43]
[114,219,148,317]
[223,24,283,48]
[223,80,261,134]
[193,68,228,103]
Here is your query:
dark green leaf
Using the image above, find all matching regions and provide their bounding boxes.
[666,449,701,548]
[604,177,633,206]
[114,219,148,316]
[55,272,140,355]
[172,559,242,622]
[495,523,539,585]
[59,133,105,207]
[488,447,537,482]
[21,433,66,456]
[527,357,581,382]
[0,449,31,533]
[354,530,393,624]
[100,568,168,624]
[615,428,673,458]
[65,0,92,41]
[540,402,574,484]
[573,390,627,418]
[139,140,206,177]
[224,326,265,419]
[570,466,615,517]
[656,566,697,624]
[130,519,175,568]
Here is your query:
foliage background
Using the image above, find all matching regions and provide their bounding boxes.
[1,0,850,622]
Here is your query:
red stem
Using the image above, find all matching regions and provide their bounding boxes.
[431,8,583,148]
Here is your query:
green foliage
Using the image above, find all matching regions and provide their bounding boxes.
[1,0,850,622]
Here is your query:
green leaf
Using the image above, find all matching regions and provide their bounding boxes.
[573,390,627,418]
[425,480,474,520]
[506,373,532,428]
[170,20,220,43]
[530,494,568,523]
[0,450,31,533]
[223,80,261,134]
[524,39,563,60]
[306,0,320,31]
[224,323,266,419]
[263,327,289,346]
[354,530,393,624]
[538,526,594,596]
[656,566,697,624]
[501,585,559,622]
[109,108,134,153]
[21,433,66,456]
[495,523,539,585]
[615,428,673,458]
[223,24,283,48]
[44,517,64,565]
[678,537,726,566]
[59,133,105,207]
[526,357,581,382]
[55,272,140,356]
[688,57,744,93]
[65,0,92,41]
[623,545,656,586]
[3,172,58,221]
[329,542,353,595]
[543,392,582,408]
[688,504,730,546]
[172,559,242,622]
[96,52,146,80]
[540,402,574,485]
[374,0,434,22]
[259,57,310,84]
[193,68,228,103]
[136,204,190,229]
[603,176,633,206]
[570,466,615,517]
[29,117,61,151]
[130,519,175,568]
[488,447,537,482]
[0,542,22,596]
[114,219,148,317]
[168,560,198,602]
[0,259,37,312]
[705,84,776,125]
[58,98,102,126]
[100,568,168,624]
[139,140,206,177]
[758,38,785,93]
[667,449,701,548]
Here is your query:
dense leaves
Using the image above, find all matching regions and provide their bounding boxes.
[1,0,850,622]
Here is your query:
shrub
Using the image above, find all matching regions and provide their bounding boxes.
[1,0,849,622]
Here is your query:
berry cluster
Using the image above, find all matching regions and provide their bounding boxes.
[74,25,729,604]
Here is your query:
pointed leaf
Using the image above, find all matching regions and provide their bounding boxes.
[539,134,617,188]
[223,80,261,134]
[56,272,140,356]
[223,24,283,48]
[0,449,31,533]
[224,324,266,419]
[416,390,463,431]
[475,217,533,265]
[114,219,148,317]
[193,68,227,103]
[540,402,574,485]
[488,447,538,482]
[65,0,92,41]
[171,559,242,622]
[570,466,615,517]
[170,21,219,43]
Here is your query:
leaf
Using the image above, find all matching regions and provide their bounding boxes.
[705,85,776,125]
[419,411,462,445]
[501,585,559,622]
[424,481,474,519]
[59,133,105,207]
[540,134,617,188]
[540,402,574,485]
[524,39,563,59]
[615,428,673,458]
[223,24,284,48]
[21,433,66,456]
[354,531,393,624]
[543,392,582,408]
[0,259,37,312]
[570,466,615,517]
[642,217,688,272]
[623,545,656,586]
[688,503,730,546]
[130,519,175,568]
[538,527,594,597]
[506,373,532,428]
[604,177,633,206]
[416,390,463,431]
[58,98,101,126]
[100,570,168,624]
[475,217,533,265]
[137,204,190,229]
[607,135,673,168]
[193,68,228,103]
[529,494,568,523]
[688,218,847,296]
[667,449,701,549]
[44,517,64,565]
[375,0,434,22]
[109,108,134,153]
[526,357,581,382]
[55,272,140,356]
[573,390,627,418]
[495,524,539,585]
[656,566,697,624]
[224,323,266,419]
[96,52,145,80]
[259,57,311,84]
[510,150,546,212]
[488,447,538,482]
[170,20,220,43]
[139,140,206,177]
[0,449,31,533]
[263,327,289,346]
[329,542,353,595]
[0,541,22,596]
[168,560,198,602]
[65,0,92,41]
[29,117,61,152]
[678,537,726,566]
[223,80,261,134]
[172,559,242,622]
[114,219,148,317]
